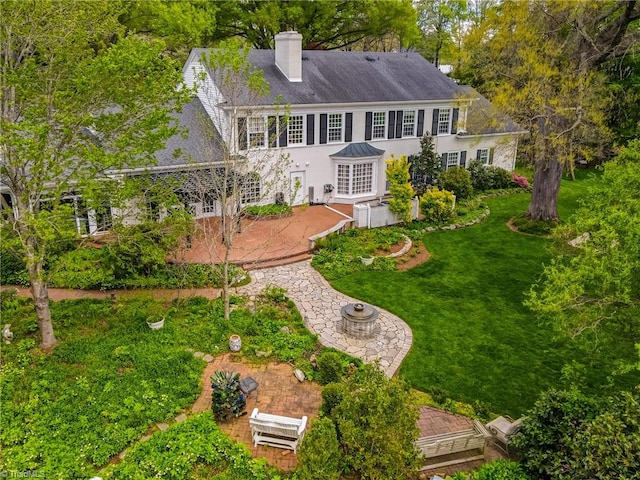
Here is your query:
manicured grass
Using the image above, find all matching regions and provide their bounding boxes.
[330,171,639,416]
[0,291,316,478]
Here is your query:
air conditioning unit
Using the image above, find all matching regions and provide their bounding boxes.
[275,192,285,205]
[324,184,334,193]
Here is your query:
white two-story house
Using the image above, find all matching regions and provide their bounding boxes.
[173,31,522,217]
[1,31,522,232]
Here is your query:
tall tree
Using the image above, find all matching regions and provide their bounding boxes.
[416,0,467,67]
[118,0,218,59]
[211,0,420,51]
[0,0,186,349]
[186,41,290,321]
[457,0,640,221]
[526,141,640,339]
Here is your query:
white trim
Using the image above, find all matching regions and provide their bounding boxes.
[333,157,378,199]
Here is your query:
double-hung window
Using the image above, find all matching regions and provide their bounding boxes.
[372,111,386,139]
[248,117,266,148]
[336,162,375,196]
[438,109,451,135]
[242,174,261,204]
[446,151,460,169]
[328,113,343,142]
[477,148,490,165]
[402,110,416,137]
[288,115,304,145]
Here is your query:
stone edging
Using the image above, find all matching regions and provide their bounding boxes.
[418,208,491,233]
[387,234,413,258]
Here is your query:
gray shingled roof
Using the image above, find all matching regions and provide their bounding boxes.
[458,86,524,135]
[190,48,466,106]
[329,142,385,158]
[154,97,223,168]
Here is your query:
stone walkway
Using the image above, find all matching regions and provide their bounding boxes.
[237,260,412,377]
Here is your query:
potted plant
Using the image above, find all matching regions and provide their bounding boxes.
[211,371,246,421]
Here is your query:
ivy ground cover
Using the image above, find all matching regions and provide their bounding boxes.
[328,170,640,415]
[0,292,315,478]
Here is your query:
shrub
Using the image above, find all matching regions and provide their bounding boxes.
[244,203,292,216]
[440,166,473,199]
[487,166,513,189]
[316,351,344,385]
[469,460,532,479]
[419,187,456,224]
[0,247,28,285]
[297,417,341,480]
[467,161,494,191]
[48,247,115,289]
[324,364,421,479]
[512,172,531,188]
[210,371,246,421]
[320,382,349,416]
[512,389,599,479]
[386,155,415,224]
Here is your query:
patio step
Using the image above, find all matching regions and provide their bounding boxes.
[241,251,313,270]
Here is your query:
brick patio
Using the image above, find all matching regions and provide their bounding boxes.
[190,355,506,475]
[191,353,323,471]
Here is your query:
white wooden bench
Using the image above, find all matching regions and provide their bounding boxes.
[416,420,491,470]
[249,408,308,453]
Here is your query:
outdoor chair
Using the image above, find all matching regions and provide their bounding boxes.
[485,415,525,451]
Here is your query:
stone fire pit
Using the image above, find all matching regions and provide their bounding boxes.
[341,302,379,338]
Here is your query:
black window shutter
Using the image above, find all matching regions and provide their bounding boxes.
[268,116,277,148]
[432,109,439,135]
[417,109,425,136]
[460,150,467,167]
[441,153,448,170]
[476,149,481,160]
[365,112,373,141]
[388,111,396,139]
[395,110,403,138]
[320,114,328,144]
[238,117,247,150]
[306,114,315,145]
[489,147,495,165]
[451,108,459,134]
[345,113,353,142]
[278,116,288,147]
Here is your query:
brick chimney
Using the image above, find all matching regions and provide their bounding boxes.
[275,31,302,82]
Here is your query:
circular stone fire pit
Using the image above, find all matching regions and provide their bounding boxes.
[341,302,379,338]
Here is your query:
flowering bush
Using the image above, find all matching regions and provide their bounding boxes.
[512,173,531,188]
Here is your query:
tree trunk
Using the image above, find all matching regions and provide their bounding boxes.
[526,158,564,221]
[29,272,57,350]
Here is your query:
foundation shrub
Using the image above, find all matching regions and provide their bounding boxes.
[244,203,292,216]
[419,187,456,224]
[468,161,494,191]
[297,417,341,480]
[487,166,513,189]
[440,166,473,199]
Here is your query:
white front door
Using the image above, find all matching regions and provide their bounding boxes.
[290,171,305,205]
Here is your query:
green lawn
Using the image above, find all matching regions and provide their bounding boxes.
[330,170,639,416]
